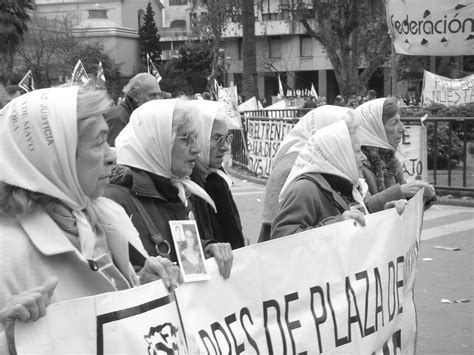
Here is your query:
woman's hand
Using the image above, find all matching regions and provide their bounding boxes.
[384,199,408,215]
[341,210,366,226]
[0,278,58,354]
[140,257,181,291]
[401,181,435,199]
[204,243,233,279]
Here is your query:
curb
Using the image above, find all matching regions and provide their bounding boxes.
[226,165,474,208]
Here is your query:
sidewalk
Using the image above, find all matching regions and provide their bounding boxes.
[225,163,474,208]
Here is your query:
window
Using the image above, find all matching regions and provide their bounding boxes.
[238,38,242,60]
[137,9,144,28]
[169,0,187,5]
[170,19,186,30]
[269,37,281,58]
[300,36,313,57]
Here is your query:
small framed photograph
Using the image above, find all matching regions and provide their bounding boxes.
[169,220,210,283]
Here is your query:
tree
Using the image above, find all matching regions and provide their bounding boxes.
[0,0,34,82]
[241,0,258,100]
[175,42,214,94]
[138,2,161,67]
[293,0,391,97]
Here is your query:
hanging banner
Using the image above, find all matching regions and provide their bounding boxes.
[396,124,429,182]
[177,191,424,354]
[386,0,474,56]
[14,192,424,354]
[421,70,474,106]
[218,86,242,129]
[246,119,296,177]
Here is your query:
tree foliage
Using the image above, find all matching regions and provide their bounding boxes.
[0,0,34,82]
[138,2,161,67]
[293,0,391,97]
[241,0,258,100]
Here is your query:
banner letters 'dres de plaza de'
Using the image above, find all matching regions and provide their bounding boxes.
[16,192,424,354]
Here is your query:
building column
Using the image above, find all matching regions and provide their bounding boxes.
[257,74,265,100]
[287,71,296,90]
[318,70,327,97]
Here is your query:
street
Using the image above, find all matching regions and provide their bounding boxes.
[230,175,474,354]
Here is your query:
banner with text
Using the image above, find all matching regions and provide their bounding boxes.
[246,119,296,177]
[16,193,424,354]
[177,191,423,354]
[396,125,428,182]
[422,70,474,107]
[386,0,474,56]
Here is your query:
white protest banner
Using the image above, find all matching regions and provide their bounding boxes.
[16,281,187,355]
[238,96,262,112]
[246,119,296,176]
[421,70,474,107]
[396,125,428,182]
[218,86,242,129]
[176,191,424,354]
[386,0,474,56]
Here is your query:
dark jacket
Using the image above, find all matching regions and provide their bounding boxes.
[271,172,352,240]
[104,165,214,267]
[190,169,245,249]
[104,96,137,147]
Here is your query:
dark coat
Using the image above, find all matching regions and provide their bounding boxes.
[104,165,214,267]
[190,169,245,249]
[104,96,137,147]
[271,172,352,240]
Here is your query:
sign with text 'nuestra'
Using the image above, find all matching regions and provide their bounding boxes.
[246,119,296,177]
[15,193,423,354]
[422,71,474,107]
[177,191,424,354]
[396,125,428,182]
[386,0,474,56]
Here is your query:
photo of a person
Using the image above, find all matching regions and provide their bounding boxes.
[169,221,210,282]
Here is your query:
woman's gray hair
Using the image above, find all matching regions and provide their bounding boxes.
[171,98,198,141]
[0,87,113,219]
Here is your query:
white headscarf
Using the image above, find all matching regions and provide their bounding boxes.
[279,120,368,210]
[115,99,217,211]
[193,100,233,189]
[0,88,147,259]
[354,98,393,151]
[272,105,351,166]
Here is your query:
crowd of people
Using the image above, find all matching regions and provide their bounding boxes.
[0,72,435,354]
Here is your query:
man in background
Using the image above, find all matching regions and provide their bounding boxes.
[104,73,161,146]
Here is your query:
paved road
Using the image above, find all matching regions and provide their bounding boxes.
[230,176,474,354]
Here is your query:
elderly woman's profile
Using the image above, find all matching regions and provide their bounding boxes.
[0,87,180,354]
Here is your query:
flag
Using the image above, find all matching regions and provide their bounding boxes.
[96,61,106,90]
[71,60,89,85]
[278,73,285,97]
[18,70,36,93]
[147,53,162,83]
[311,83,319,100]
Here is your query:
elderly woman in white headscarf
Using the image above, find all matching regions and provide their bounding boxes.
[270,115,370,239]
[259,105,351,242]
[190,100,246,249]
[355,97,435,204]
[104,99,234,279]
[0,88,179,354]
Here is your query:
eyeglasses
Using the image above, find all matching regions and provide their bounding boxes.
[212,133,233,147]
[176,132,198,146]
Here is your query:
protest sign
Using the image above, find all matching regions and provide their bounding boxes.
[16,281,187,355]
[177,191,424,354]
[246,119,296,176]
[386,0,474,56]
[238,96,263,112]
[421,71,474,107]
[218,86,242,129]
[396,125,428,182]
[15,192,424,355]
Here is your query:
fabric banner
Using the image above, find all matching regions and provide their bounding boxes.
[421,70,474,107]
[386,0,474,56]
[396,125,428,182]
[15,192,424,354]
[177,191,423,354]
[218,86,242,130]
[246,119,296,177]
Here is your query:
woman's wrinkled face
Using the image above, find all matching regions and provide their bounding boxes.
[171,128,201,178]
[209,115,230,169]
[351,132,366,172]
[384,113,405,149]
[76,116,116,199]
